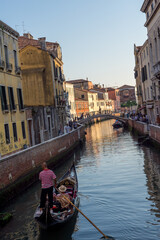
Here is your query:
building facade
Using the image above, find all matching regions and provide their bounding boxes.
[0,21,29,157]
[18,34,66,144]
[134,41,155,122]
[141,0,160,124]
[66,79,93,90]
[65,82,76,120]
[74,88,89,117]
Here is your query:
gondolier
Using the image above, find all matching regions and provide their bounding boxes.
[39,162,57,213]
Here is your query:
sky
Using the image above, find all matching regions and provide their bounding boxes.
[1,0,147,87]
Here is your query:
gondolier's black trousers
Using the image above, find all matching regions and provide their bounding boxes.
[40,186,53,209]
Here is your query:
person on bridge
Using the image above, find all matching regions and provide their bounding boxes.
[39,162,57,213]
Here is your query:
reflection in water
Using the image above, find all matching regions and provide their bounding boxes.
[1,120,160,239]
[143,146,160,224]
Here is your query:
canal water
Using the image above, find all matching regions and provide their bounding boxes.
[1,119,160,240]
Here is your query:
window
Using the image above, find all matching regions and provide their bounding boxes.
[81,94,84,99]
[151,3,154,11]
[17,88,24,110]
[144,65,147,80]
[148,63,151,78]
[59,67,62,80]
[147,87,150,100]
[54,64,58,78]
[12,123,17,142]
[4,123,10,144]
[4,45,9,65]
[21,121,26,139]
[155,38,158,62]
[0,86,8,111]
[150,43,153,66]
[13,50,18,68]
[8,87,16,110]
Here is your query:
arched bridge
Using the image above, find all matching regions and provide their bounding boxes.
[79,114,128,125]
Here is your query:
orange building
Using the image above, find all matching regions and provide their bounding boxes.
[75,99,89,118]
[74,88,89,117]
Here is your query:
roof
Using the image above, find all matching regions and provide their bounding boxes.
[66,79,90,84]
[118,85,135,90]
[75,88,88,93]
[18,35,60,60]
[18,36,41,49]
[106,87,115,92]
[0,20,19,38]
[75,98,88,102]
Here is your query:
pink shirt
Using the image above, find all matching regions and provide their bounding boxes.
[39,169,56,189]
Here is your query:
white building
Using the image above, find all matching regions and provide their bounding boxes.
[65,82,76,120]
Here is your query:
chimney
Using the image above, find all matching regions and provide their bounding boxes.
[38,37,46,50]
[23,33,33,39]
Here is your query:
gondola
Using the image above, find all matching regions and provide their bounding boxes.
[34,164,79,230]
[112,120,123,129]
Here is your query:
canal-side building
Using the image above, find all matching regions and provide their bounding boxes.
[67,79,93,90]
[18,34,66,144]
[134,40,155,123]
[65,82,76,120]
[89,87,112,113]
[0,21,29,157]
[141,0,160,124]
[74,88,89,117]
[107,88,121,113]
[88,91,99,114]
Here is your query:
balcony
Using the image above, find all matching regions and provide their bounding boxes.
[6,62,13,72]
[153,61,160,79]
[56,98,66,108]
[0,59,5,70]
[15,66,21,75]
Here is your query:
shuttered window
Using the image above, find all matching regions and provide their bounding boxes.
[12,123,18,142]
[8,87,16,110]
[21,121,26,139]
[17,88,24,110]
[4,123,10,144]
[0,86,8,111]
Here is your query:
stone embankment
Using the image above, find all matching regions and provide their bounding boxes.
[120,117,160,145]
[0,124,85,208]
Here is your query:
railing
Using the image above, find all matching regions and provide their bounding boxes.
[0,59,5,70]
[15,66,21,75]
[6,62,12,72]
[153,61,160,79]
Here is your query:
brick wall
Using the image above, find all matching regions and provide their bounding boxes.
[0,124,85,190]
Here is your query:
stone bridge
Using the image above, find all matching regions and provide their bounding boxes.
[79,114,128,125]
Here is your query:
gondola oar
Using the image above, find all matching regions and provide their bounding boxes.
[56,188,115,240]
